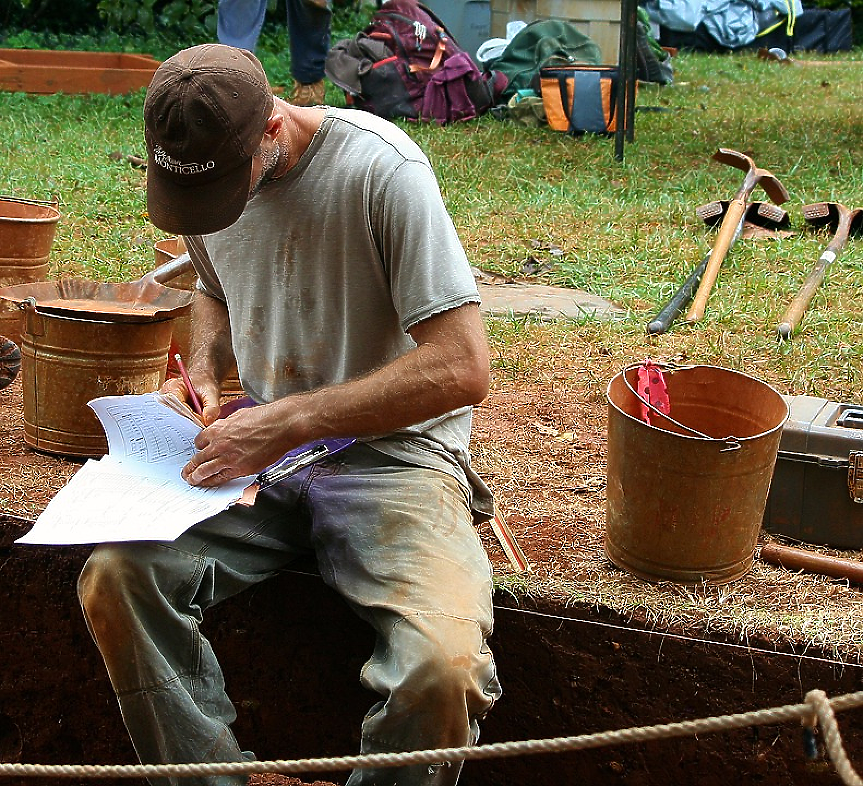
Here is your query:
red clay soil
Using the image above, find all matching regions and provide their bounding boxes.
[3,339,863,786]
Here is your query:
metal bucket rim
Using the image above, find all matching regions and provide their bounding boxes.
[0,199,61,223]
[19,309,177,327]
[0,213,61,225]
[0,278,193,323]
[606,363,790,444]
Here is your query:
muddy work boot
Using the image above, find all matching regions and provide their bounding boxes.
[290,79,326,106]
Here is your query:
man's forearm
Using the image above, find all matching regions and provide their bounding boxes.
[182,304,489,485]
[183,304,489,486]
[188,290,236,387]
[264,303,490,445]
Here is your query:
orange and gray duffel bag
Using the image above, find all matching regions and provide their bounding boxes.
[539,64,626,135]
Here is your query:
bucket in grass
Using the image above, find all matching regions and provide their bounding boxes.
[0,196,61,346]
[605,363,789,585]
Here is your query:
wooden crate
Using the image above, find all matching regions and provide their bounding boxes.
[0,49,160,95]
[490,0,621,64]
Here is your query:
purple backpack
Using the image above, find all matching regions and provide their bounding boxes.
[325,0,506,125]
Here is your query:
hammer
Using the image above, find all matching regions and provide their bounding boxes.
[647,201,789,334]
[685,149,790,323]
[776,202,863,339]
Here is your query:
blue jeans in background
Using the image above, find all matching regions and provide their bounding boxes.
[217,0,332,84]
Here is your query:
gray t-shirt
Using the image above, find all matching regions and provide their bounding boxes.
[186,107,493,521]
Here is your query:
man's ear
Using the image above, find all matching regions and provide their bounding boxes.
[263,111,284,142]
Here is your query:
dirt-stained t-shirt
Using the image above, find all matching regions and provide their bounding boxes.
[185,107,493,521]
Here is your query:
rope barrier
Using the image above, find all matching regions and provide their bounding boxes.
[0,689,860,781]
[806,690,863,786]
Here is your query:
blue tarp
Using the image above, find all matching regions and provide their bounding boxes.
[645,0,802,48]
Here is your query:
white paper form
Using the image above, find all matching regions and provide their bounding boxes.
[17,393,255,545]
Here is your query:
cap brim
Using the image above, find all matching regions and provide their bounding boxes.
[147,155,252,236]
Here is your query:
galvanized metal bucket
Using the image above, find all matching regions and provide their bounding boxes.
[0,196,61,345]
[605,364,789,585]
[18,305,174,457]
[0,258,193,457]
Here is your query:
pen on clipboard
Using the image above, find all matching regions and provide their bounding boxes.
[174,354,203,416]
[257,443,331,491]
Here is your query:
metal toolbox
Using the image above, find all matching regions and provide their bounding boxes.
[762,394,863,549]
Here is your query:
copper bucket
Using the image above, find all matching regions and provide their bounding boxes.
[0,258,193,457]
[0,196,61,346]
[154,236,243,398]
[605,364,789,585]
[17,309,175,456]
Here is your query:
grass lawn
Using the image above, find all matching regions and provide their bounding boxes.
[0,32,860,401]
[1,27,863,654]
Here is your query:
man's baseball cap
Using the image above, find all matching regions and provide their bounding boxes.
[144,44,273,236]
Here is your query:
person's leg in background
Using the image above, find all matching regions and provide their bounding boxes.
[217,0,268,51]
[286,0,332,105]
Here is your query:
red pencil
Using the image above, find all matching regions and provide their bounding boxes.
[174,353,203,415]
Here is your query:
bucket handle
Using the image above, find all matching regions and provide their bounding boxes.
[18,297,45,337]
[147,252,192,286]
[0,194,59,209]
[622,361,741,451]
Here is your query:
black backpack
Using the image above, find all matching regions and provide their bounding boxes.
[325,0,506,124]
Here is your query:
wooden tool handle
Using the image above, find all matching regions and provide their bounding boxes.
[150,252,193,285]
[761,542,863,585]
[686,198,747,322]
[776,254,832,339]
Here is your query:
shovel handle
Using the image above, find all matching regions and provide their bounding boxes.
[686,198,747,322]
[149,252,192,285]
[647,253,709,334]
[776,251,834,339]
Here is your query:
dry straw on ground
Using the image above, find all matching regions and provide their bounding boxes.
[3,316,863,665]
[473,318,863,665]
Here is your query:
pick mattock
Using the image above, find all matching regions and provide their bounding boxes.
[685,148,790,323]
[647,201,789,334]
[776,202,863,340]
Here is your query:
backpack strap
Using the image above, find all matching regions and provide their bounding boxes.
[410,36,447,71]
[370,13,447,72]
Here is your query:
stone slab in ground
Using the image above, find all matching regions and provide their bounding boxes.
[478,282,624,321]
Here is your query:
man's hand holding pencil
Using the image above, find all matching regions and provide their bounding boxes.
[159,353,222,427]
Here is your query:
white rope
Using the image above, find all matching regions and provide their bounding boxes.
[0,689,860,781]
[805,690,863,786]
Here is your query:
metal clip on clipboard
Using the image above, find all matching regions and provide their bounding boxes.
[256,438,356,491]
